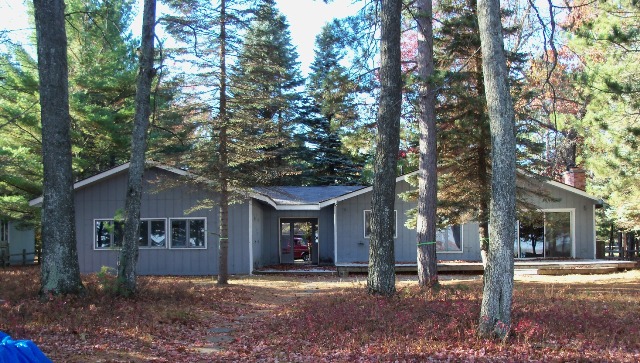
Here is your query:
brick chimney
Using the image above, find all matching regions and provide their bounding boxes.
[562,167,586,191]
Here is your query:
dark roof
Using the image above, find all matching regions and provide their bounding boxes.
[254,186,366,205]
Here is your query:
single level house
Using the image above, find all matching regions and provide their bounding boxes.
[0,219,36,265]
[29,162,602,275]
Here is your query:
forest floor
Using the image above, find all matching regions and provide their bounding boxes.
[1,265,639,362]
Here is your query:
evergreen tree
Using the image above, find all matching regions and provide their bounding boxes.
[297,101,361,185]
[0,47,42,224]
[431,0,539,260]
[117,0,157,296]
[565,0,640,230]
[65,0,139,177]
[34,0,85,295]
[229,0,304,185]
[367,0,402,297]
[476,0,517,340]
[304,21,362,185]
[415,0,438,288]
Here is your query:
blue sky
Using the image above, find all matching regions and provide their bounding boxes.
[0,0,361,75]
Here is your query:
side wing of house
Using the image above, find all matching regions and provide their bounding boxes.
[520,180,598,259]
[72,166,249,275]
[333,173,599,263]
[334,179,481,263]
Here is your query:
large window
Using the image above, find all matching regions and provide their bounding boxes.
[170,218,206,248]
[364,210,397,238]
[436,225,463,252]
[515,210,573,258]
[95,219,166,249]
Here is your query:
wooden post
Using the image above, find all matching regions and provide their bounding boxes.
[608,224,614,258]
[22,249,26,265]
[617,232,623,259]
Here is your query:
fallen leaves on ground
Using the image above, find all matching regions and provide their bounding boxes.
[1,266,639,362]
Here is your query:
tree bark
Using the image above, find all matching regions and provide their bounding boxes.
[117,0,156,295]
[415,0,438,288]
[367,0,402,296]
[476,0,517,338]
[34,0,85,296]
[217,0,230,285]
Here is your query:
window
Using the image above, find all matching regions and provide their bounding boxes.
[139,219,166,248]
[95,219,124,249]
[170,218,206,248]
[95,219,166,249]
[364,210,397,238]
[436,225,463,252]
[1,220,8,242]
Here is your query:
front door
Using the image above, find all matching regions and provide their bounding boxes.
[279,218,318,264]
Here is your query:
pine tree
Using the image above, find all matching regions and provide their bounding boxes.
[0,47,42,225]
[33,0,85,295]
[65,0,139,177]
[367,0,402,297]
[432,0,539,261]
[565,0,640,230]
[304,21,362,185]
[117,0,157,296]
[415,0,438,287]
[228,0,304,185]
[476,0,517,339]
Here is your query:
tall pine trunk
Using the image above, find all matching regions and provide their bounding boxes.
[217,0,230,285]
[415,0,438,288]
[34,0,85,296]
[367,0,402,296]
[117,0,156,295]
[476,0,517,338]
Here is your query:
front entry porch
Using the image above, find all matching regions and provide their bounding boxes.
[333,260,637,277]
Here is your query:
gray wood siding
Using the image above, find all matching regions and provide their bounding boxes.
[335,180,481,263]
[228,202,250,274]
[318,206,334,264]
[74,167,223,275]
[251,200,265,270]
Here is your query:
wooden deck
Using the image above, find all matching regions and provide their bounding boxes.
[334,260,638,277]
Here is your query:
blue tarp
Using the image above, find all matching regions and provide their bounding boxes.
[0,332,52,363]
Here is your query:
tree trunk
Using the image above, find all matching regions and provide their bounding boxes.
[415,0,438,288]
[117,0,156,295]
[217,0,230,285]
[34,0,85,296]
[367,0,402,296]
[476,0,517,339]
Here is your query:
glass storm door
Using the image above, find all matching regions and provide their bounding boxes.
[280,221,294,264]
[544,212,572,257]
[279,219,317,264]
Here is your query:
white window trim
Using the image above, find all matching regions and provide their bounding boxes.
[436,225,464,254]
[364,210,397,239]
[169,217,208,250]
[93,218,169,251]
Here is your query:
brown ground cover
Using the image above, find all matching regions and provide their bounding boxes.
[1,266,639,362]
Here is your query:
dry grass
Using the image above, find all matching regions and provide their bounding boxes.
[1,266,639,362]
